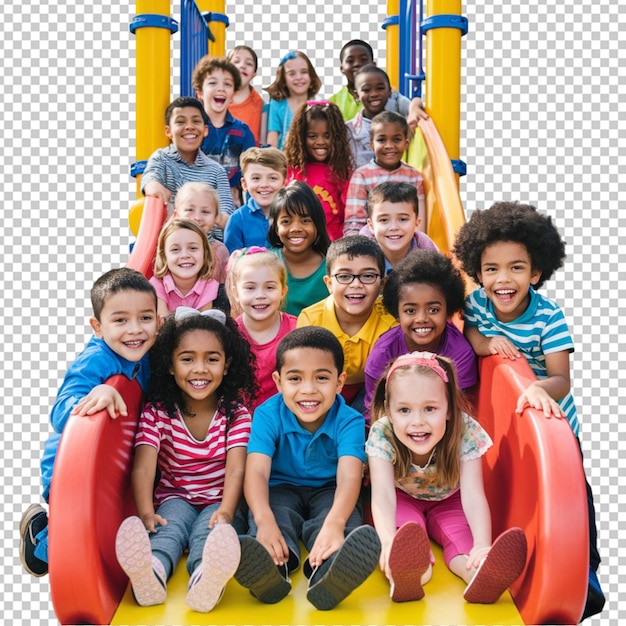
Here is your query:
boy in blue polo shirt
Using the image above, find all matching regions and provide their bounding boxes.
[19,268,159,578]
[235,327,380,610]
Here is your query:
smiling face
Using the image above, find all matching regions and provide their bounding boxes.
[398,283,448,352]
[367,200,420,261]
[242,163,285,210]
[230,48,256,89]
[388,370,449,466]
[355,71,390,118]
[90,290,159,362]
[234,264,286,323]
[174,190,218,234]
[164,227,205,287]
[305,118,331,163]
[197,69,236,116]
[371,121,409,171]
[170,329,229,407]
[340,44,374,87]
[477,240,541,322]
[272,347,346,433]
[275,208,318,255]
[324,253,383,324]
[165,106,208,162]
[283,56,311,97]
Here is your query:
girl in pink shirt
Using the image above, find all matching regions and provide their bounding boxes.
[114,309,257,612]
[284,100,354,240]
[227,247,297,412]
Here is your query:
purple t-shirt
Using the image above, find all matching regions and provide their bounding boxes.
[364,322,478,416]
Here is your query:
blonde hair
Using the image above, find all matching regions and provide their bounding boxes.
[370,354,468,490]
[226,249,288,318]
[153,218,215,280]
[174,182,220,215]
[240,146,288,179]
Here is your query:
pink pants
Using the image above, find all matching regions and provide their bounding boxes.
[395,488,473,567]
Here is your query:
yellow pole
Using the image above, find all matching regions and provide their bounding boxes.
[134,0,172,198]
[385,0,400,91]
[197,0,227,56]
[425,0,462,188]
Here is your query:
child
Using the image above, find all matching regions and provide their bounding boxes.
[115,309,257,612]
[452,201,605,620]
[364,249,478,416]
[235,326,381,609]
[20,268,159,577]
[343,111,426,236]
[173,182,229,283]
[267,181,331,316]
[363,181,438,272]
[150,218,225,319]
[192,55,256,208]
[284,100,354,241]
[328,40,411,122]
[346,65,398,168]
[223,147,287,253]
[140,96,234,239]
[226,45,266,145]
[226,247,297,412]
[264,50,322,150]
[298,235,396,411]
[367,351,527,603]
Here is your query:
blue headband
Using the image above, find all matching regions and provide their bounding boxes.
[279,51,297,67]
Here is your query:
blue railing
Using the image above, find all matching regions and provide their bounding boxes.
[180,0,209,97]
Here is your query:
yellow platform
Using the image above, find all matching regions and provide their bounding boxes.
[112,542,523,625]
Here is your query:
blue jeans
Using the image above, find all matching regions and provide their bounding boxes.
[150,498,247,578]
[246,483,363,572]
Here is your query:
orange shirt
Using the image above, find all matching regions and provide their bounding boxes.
[229,88,264,145]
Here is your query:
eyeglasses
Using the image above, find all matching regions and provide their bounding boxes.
[332,272,381,285]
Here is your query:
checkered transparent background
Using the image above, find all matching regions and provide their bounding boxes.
[2,1,623,624]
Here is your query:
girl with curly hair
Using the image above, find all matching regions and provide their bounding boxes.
[114,309,257,613]
[284,100,354,240]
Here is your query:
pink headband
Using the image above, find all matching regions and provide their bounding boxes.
[306,100,331,107]
[386,351,449,383]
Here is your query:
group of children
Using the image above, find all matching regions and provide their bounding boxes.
[18,35,604,624]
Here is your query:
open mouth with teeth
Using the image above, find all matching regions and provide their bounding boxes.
[494,288,516,302]
[123,340,145,348]
[408,431,431,444]
[411,327,433,336]
[345,294,366,303]
[188,379,210,390]
[297,400,320,412]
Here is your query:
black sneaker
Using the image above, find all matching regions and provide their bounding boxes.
[234,536,291,604]
[307,525,381,610]
[19,504,49,577]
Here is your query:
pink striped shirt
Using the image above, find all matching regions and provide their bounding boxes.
[135,398,251,506]
[343,160,425,236]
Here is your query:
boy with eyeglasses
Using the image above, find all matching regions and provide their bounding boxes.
[297,236,397,412]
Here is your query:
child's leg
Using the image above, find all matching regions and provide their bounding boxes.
[186,519,240,613]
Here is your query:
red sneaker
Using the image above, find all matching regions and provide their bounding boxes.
[388,522,431,602]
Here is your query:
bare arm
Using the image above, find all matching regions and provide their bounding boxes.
[459,457,492,570]
[307,455,364,567]
[157,297,170,320]
[209,446,246,527]
[464,324,521,359]
[368,455,398,579]
[131,444,167,532]
[244,452,290,565]
[143,181,172,206]
[72,384,127,419]
[266,131,279,148]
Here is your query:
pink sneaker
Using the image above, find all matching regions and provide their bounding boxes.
[463,527,527,604]
[388,522,431,602]
[115,516,167,606]
[186,523,241,612]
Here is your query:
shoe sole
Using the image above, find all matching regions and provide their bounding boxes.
[463,527,527,604]
[186,524,241,612]
[234,536,291,604]
[307,525,381,611]
[19,504,48,577]
[115,516,166,606]
[388,522,431,602]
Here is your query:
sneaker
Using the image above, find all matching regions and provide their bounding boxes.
[581,568,605,621]
[388,522,431,602]
[463,527,527,604]
[19,504,49,577]
[307,525,381,611]
[115,516,167,606]
[186,524,241,613]
[234,536,291,604]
